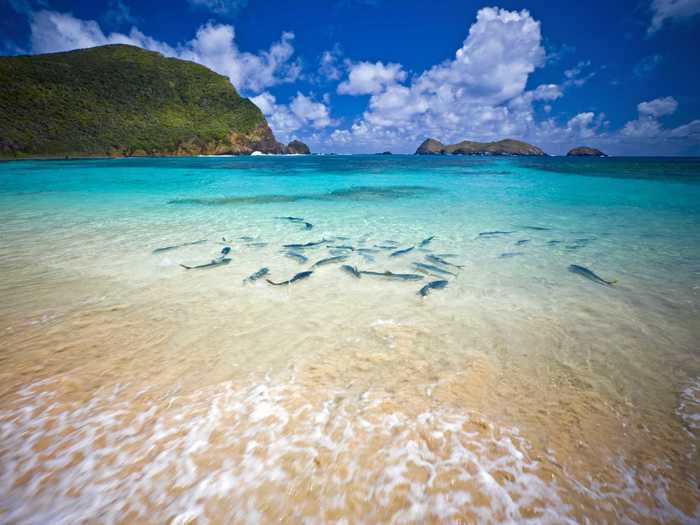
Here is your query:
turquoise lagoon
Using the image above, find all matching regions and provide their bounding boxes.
[0,155,699,523]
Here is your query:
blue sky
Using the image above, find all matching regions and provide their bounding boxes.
[2,0,700,155]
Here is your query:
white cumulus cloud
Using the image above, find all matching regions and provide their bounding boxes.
[28,10,300,94]
[329,7,553,151]
[622,97,679,138]
[251,92,334,143]
[337,61,406,95]
[638,96,678,117]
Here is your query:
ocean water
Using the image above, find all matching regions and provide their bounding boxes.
[0,155,699,524]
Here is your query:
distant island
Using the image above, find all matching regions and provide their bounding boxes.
[0,44,309,159]
[415,138,545,156]
[566,146,607,157]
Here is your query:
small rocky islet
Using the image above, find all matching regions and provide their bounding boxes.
[415,137,546,156]
[566,146,608,157]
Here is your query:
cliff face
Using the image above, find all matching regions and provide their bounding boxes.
[566,146,607,157]
[0,44,300,158]
[416,138,545,156]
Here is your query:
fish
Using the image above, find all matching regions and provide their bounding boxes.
[152,239,207,253]
[246,242,268,248]
[547,240,562,246]
[413,262,457,277]
[340,265,362,278]
[328,245,355,251]
[335,236,350,241]
[357,248,380,254]
[220,246,231,256]
[375,244,398,250]
[499,252,524,258]
[390,246,415,257]
[239,236,255,241]
[303,222,314,230]
[359,270,424,281]
[435,253,458,258]
[180,257,231,270]
[523,226,551,231]
[419,236,435,247]
[568,264,616,286]
[266,271,314,286]
[418,280,448,297]
[426,254,463,269]
[283,239,328,249]
[312,255,349,267]
[284,251,308,264]
[478,230,514,237]
[276,216,305,222]
[515,239,530,246]
[383,240,399,245]
[243,267,270,283]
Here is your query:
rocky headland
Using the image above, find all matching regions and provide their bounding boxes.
[0,44,309,158]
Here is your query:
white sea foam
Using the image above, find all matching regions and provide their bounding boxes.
[677,376,700,431]
[1,376,697,524]
[0,377,576,524]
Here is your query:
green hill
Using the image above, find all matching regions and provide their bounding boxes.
[0,44,287,158]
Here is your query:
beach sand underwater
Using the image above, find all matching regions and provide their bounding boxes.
[1,155,699,523]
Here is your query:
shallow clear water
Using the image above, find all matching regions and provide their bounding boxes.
[0,155,699,523]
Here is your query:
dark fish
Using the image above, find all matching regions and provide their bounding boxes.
[239,236,255,241]
[523,226,551,231]
[303,222,314,230]
[180,258,231,270]
[390,246,415,257]
[413,262,457,277]
[266,271,313,286]
[243,267,270,283]
[285,251,308,264]
[335,236,350,241]
[221,246,231,256]
[340,265,361,278]
[360,270,424,281]
[435,253,458,258]
[419,236,435,247]
[375,244,398,250]
[276,216,305,222]
[499,252,524,258]
[312,255,348,267]
[565,245,581,250]
[568,264,616,286]
[547,240,562,246]
[515,239,530,246]
[153,239,207,253]
[418,280,448,297]
[479,231,514,237]
[283,239,328,249]
[328,245,355,251]
[426,254,463,269]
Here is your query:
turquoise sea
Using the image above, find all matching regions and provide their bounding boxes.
[0,155,699,523]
